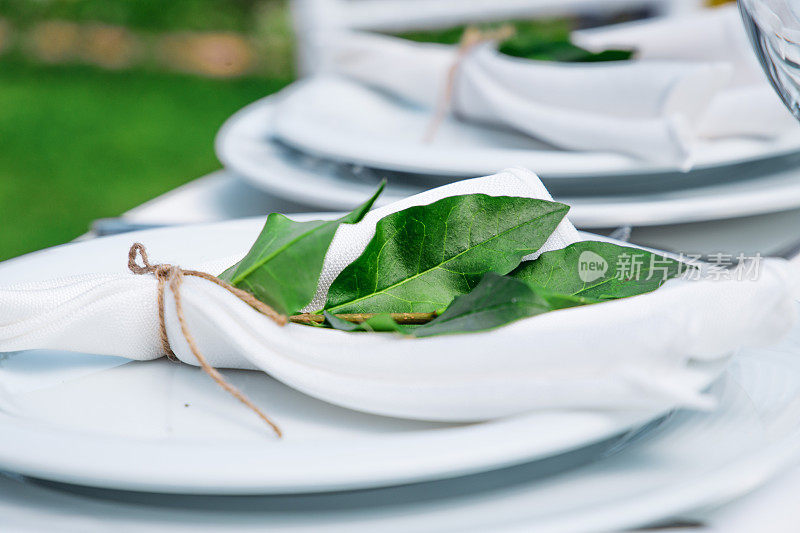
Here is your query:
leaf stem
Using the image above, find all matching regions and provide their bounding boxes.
[290,312,438,325]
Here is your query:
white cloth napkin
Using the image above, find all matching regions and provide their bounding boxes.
[312,6,795,166]
[1,169,797,421]
[572,4,797,140]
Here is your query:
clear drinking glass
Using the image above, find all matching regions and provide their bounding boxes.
[740,0,800,119]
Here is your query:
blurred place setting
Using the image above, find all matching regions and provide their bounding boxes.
[3,1,800,532]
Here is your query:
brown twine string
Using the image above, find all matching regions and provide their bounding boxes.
[423,24,516,143]
[128,242,286,438]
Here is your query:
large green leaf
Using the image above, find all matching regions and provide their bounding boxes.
[414,273,592,337]
[395,19,632,63]
[499,36,633,63]
[219,183,384,315]
[510,241,687,300]
[322,194,569,314]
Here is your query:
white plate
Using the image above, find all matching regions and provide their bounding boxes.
[270,77,800,179]
[3,336,800,533]
[0,218,721,495]
[216,99,800,228]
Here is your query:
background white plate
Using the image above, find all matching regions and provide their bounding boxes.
[2,338,800,533]
[271,77,800,179]
[0,218,721,495]
[215,100,800,228]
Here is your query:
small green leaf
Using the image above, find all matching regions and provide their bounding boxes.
[362,314,410,333]
[510,241,687,301]
[415,272,589,337]
[538,291,599,309]
[323,194,569,315]
[322,311,363,332]
[323,311,409,334]
[219,182,384,315]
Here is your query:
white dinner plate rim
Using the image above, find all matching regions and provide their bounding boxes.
[1,352,799,533]
[215,98,800,228]
[268,79,800,179]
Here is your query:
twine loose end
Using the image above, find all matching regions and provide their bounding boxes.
[127,242,285,438]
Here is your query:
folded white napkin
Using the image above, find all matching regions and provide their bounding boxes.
[574,6,764,85]
[312,6,795,165]
[572,4,797,139]
[1,169,797,421]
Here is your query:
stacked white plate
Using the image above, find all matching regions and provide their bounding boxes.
[2,219,800,532]
[216,78,800,228]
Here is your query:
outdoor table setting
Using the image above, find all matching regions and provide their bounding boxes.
[3,1,800,532]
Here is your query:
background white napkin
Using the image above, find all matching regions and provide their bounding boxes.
[311,5,795,165]
[1,169,797,421]
[572,4,797,140]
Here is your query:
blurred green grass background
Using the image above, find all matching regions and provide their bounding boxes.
[0,0,293,261]
[0,60,290,260]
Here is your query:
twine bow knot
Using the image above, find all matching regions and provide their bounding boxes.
[424,24,516,142]
[128,242,285,437]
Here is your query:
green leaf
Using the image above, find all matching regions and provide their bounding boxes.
[323,311,409,334]
[322,311,364,332]
[219,182,385,315]
[509,241,687,301]
[322,194,569,314]
[395,19,632,63]
[414,272,591,337]
[499,38,633,63]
